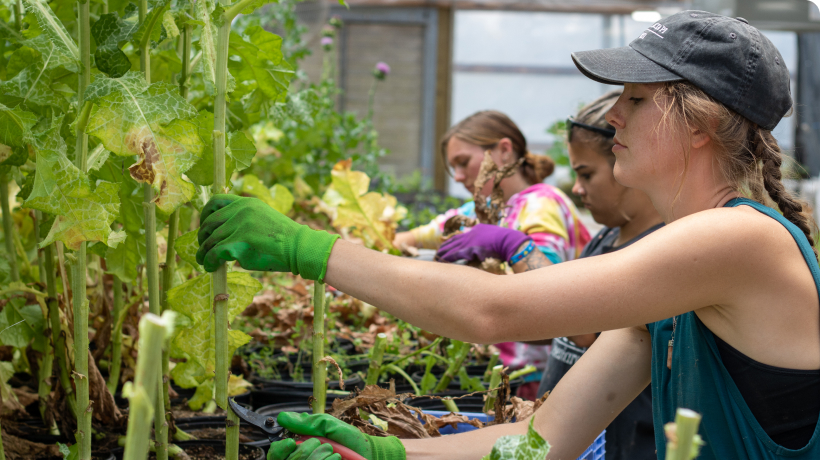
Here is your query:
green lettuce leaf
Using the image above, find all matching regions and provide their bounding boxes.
[85,71,203,214]
[24,116,121,250]
[482,418,551,460]
[167,272,260,376]
[91,11,139,78]
[21,0,79,72]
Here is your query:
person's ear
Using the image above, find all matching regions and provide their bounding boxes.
[690,127,711,149]
[497,138,514,162]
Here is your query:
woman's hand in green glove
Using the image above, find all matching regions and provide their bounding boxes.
[267,413,406,460]
[268,438,340,460]
[196,195,339,281]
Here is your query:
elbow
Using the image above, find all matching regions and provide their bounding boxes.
[462,298,509,344]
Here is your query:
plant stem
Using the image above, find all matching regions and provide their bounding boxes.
[665,408,703,460]
[213,3,237,457]
[382,364,420,396]
[442,398,460,413]
[365,333,388,386]
[507,365,537,382]
[14,0,23,31]
[44,243,76,416]
[311,282,327,414]
[433,341,470,393]
[107,277,124,395]
[483,365,502,414]
[159,209,178,441]
[73,0,92,456]
[33,212,55,429]
[123,313,174,460]
[483,353,499,382]
[0,172,19,282]
[386,337,442,369]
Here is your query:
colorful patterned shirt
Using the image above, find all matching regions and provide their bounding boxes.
[410,183,591,375]
[410,183,590,263]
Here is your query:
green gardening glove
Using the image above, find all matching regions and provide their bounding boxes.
[196,194,339,281]
[268,413,406,460]
[268,437,340,460]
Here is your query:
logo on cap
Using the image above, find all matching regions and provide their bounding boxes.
[640,22,668,39]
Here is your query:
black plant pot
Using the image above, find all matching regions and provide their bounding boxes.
[251,372,364,391]
[110,440,265,460]
[256,401,333,419]
[409,371,525,393]
[175,419,270,446]
[250,386,352,409]
[9,418,72,444]
[175,400,253,424]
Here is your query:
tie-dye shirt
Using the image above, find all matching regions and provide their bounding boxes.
[410,183,590,263]
[410,183,591,376]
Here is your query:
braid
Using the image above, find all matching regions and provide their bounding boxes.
[755,128,819,258]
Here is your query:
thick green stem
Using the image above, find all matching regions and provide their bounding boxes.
[507,365,537,382]
[73,1,92,457]
[107,277,124,395]
[123,313,174,460]
[1,172,19,282]
[365,333,388,386]
[311,282,327,414]
[483,353,499,382]
[483,365,502,414]
[213,2,238,457]
[442,398,460,413]
[665,408,704,460]
[44,243,76,416]
[433,341,470,393]
[33,212,56,431]
[14,0,22,31]
[159,209,178,441]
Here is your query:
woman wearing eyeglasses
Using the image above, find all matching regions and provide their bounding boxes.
[392,110,591,398]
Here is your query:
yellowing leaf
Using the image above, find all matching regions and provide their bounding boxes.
[239,175,293,214]
[24,117,120,250]
[167,272,260,375]
[321,160,407,251]
[85,71,203,214]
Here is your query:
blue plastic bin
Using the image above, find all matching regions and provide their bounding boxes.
[423,410,605,460]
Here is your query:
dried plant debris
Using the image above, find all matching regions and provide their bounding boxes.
[473,151,523,225]
[442,215,478,238]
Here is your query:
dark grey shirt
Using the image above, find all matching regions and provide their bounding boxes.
[537,223,663,460]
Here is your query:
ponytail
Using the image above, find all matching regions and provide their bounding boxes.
[522,152,555,184]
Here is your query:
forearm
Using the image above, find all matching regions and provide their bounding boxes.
[403,420,529,459]
[325,240,505,343]
[511,243,552,273]
[536,327,652,459]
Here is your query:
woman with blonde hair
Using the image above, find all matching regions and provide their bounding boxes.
[199,11,820,459]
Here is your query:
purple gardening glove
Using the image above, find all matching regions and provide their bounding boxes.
[436,224,532,264]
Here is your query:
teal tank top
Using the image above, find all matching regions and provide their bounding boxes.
[647,197,820,459]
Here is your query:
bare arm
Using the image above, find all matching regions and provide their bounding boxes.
[402,327,652,459]
[393,231,417,250]
[324,207,769,344]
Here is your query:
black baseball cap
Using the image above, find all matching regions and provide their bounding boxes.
[571,10,791,130]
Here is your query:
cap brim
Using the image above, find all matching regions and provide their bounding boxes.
[572,46,684,85]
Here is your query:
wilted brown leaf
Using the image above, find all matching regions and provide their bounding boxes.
[473,151,523,225]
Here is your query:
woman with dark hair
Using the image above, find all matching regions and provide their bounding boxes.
[199,11,820,460]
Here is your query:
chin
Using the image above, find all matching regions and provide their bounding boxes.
[612,162,637,189]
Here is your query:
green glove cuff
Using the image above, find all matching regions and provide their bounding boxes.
[293,225,340,282]
[367,436,406,460]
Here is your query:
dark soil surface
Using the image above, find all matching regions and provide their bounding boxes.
[146,444,260,460]
[186,427,257,443]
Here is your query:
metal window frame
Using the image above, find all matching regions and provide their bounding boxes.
[330,5,439,181]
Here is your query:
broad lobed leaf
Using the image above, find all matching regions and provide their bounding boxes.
[482,418,551,460]
[24,116,121,250]
[85,71,203,214]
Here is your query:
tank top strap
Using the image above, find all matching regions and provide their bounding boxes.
[724,197,820,297]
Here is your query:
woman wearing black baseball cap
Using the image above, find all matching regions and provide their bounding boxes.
[199,10,820,460]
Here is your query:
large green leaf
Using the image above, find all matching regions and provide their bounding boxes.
[105,233,145,283]
[24,117,121,250]
[91,11,139,78]
[85,71,203,214]
[0,103,36,165]
[174,229,199,269]
[228,28,291,104]
[167,272,259,376]
[186,111,257,186]
[482,417,551,460]
[0,62,69,111]
[194,0,217,86]
[130,0,170,50]
[21,0,79,72]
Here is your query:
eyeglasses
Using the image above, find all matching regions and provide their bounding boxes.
[566,117,616,143]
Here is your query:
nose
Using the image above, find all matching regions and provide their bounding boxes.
[453,168,467,183]
[605,104,624,130]
[572,178,585,197]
